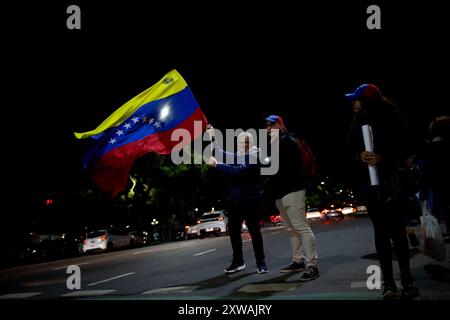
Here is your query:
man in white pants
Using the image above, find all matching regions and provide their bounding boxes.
[266,115,319,281]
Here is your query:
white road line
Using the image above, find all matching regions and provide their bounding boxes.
[193,249,216,256]
[271,231,281,235]
[142,286,199,294]
[87,272,136,286]
[61,290,115,297]
[350,281,400,289]
[242,239,252,243]
[132,249,154,255]
[53,262,90,270]
[132,244,192,255]
[0,292,42,299]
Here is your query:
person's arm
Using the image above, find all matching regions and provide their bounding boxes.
[216,153,259,175]
[216,163,250,176]
[206,124,234,161]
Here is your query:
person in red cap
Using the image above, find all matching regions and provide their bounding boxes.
[265,115,319,281]
[344,84,419,300]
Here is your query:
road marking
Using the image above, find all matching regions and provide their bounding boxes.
[61,290,115,297]
[271,231,281,235]
[53,262,90,270]
[242,239,252,243]
[87,272,136,286]
[238,283,298,293]
[142,286,200,294]
[193,249,216,256]
[350,281,400,289]
[132,249,154,255]
[22,279,66,287]
[132,243,195,255]
[0,292,42,299]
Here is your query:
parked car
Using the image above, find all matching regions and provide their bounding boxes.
[321,206,344,220]
[82,229,133,253]
[306,208,323,220]
[354,205,369,216]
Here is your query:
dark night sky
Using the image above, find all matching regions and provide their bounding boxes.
[4,1,450,213]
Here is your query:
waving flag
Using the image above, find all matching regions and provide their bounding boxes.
[74,69,208,198]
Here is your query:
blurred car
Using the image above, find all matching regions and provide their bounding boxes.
[242,221,248,232]
[321,206,344,220]
[82,229,133,253]
[169,227,188,241]
[341,206,356,215]
[128,230,148,246]
[306,208,323,220]
[354,205,369,216]
[269,214,283,226]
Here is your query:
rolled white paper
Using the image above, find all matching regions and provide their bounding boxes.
[362,125,380,186]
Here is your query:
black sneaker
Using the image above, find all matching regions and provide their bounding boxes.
[279,261,306,273]
[402,282,420,298]
[257,261,268,274]
[224,262,245,274]
[299,266,320,282]
[382,283,401,300]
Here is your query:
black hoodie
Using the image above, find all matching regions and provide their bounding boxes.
[270,131,307,199]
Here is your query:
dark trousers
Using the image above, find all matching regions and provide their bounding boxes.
[361,186,414,286]
[432,190,450,231]
[228,199,265,265]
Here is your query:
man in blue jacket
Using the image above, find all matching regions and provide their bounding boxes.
[207,125,268,274]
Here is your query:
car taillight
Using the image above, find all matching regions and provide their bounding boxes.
[197,220,201,224]
[218,216,224,221]
[83,239,88,245]
[100,235,107,241]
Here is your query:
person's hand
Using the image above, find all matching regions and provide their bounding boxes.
[206,124,215,139]
[207,156,218,167]
[360,151,381,166]
[419,190,429,201]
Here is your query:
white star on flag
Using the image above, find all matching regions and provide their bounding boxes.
[109,138,116,144]
[154,121,162,128]
[116,129,124,136]
[148,118,154,124]
[132,116,139,124]
[124,123,131,129]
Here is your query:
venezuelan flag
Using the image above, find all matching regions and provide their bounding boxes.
[75,69,208,198]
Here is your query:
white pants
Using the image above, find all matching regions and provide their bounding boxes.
[276,189,318,267]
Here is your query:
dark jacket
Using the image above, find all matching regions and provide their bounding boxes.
[345,102,415,201]
[421,137,450,199]
[270,131,307,199]
[215,146,262,202]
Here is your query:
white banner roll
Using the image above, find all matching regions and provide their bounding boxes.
[362,125,380,186]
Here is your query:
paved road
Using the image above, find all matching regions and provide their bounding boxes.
[1,216,449,300]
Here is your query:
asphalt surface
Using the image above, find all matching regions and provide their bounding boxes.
[1,216,449,300]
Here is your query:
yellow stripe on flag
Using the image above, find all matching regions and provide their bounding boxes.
[74,69,188,139]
